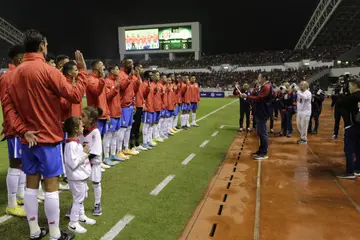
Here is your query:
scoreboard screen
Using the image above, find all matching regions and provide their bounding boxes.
[159,26,192,50]
[124,26,192,51]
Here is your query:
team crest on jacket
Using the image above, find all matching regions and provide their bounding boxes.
[19,149,22,155]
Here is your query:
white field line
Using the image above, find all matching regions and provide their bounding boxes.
[100,214,135,240]
[0,215,12,224]
[182,153,196,165]
[220,125,224,129]
[199,140,209,148]
[253,160,262,240]
[149,174,175,196]
[196,100,237,123]
[211,131,219,137]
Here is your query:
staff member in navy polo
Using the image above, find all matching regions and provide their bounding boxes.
[240,74,273,160]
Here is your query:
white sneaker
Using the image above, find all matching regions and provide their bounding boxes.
[101,163,110,169]
[101,168,105,172]
[79,215,96,225]
[186,124,191,128]
[131,148,140,154]
[59,183,70,190]
[136,145,147,151]
[37,190,45,201]
[191,123,199,127]
[68,222,87,234]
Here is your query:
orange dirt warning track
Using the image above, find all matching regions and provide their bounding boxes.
[180,100,360,240]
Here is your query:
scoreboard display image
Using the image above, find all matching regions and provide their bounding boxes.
[158,26,192,50]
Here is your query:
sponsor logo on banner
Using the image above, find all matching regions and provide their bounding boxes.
[200,92,225,98]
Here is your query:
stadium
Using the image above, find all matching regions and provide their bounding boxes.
[0,0,360,239]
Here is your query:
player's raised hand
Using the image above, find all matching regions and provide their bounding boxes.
[75,50,86,70]
[24,131,39,148]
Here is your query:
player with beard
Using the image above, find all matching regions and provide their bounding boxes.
[118,59,141,158]
[0,45,27,217]
[2,29,88,240]
[86,60,114,168]
[180,75,191,129]
[189,75,200,127]
[104,64,128,162]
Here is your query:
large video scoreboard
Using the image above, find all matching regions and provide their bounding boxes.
[118,22,201,55]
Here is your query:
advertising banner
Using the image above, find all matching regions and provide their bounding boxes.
[200,92,225,98]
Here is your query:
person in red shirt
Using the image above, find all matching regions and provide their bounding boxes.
[104,64,126,162]
[56,54,69,71]
[180,75,191,129]
[118,59,141,157]
[172,74,182,129]
[189,75,200,127]
[45,53,56,67]
[167,73,179,132]
[141,71,155,149]
[0,45,27,218]
[159,74,172,138]
[2,29,87,240]
[86,60,114,167]
[166,76,177,135]
[152,71,165,142]
[130,63,149,151]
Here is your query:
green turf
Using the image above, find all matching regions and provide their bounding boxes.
[0,98,239,240]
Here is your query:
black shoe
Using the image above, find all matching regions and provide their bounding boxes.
[251,151,260,156]
[297,139,307,144]
[57,230,75,240]
[336,173,356,179]
[312,130,318,134]
[287,133,292,138]
[30,228,48,240]
[331,135,338,140]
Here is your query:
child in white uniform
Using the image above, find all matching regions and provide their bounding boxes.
[64,116,96,234]
[80,106,103,216]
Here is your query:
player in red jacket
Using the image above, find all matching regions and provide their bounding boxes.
[0,45,27,217]
[2,30,86,240]
[189,75,200,126]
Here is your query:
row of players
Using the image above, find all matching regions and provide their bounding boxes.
[0,30,200,240]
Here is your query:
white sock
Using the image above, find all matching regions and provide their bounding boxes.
[38,182,43,193]
[153,124,158,139]
[93,183,101,206]
[162,119,167,135]
[142,124,149,144]
[103,132,112,158]
[180,115,185,126]
[25,188,41,238]
[192,112,196,124]
[148,126,154,143]
[156,124,161,138]
[6,168,20,208]
[173,115,179,128]
[17,170,26,199]
[44,191,61,239]
[186,114,190,126]
[124,127,132,150]
[117,128,126,154]
[158,119,164,136]
[110,131,117,156]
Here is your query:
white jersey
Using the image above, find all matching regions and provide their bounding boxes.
[64,140,91,181]
[79,128,102,165]
[296,90,312,116]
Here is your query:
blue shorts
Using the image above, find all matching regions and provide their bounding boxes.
[160,110,167,118]
[21,143,64,178]
[97,119,109,135]
[173,105,180,116]
[109,118,121,131]
[142,112,154,124]
[7,137,22,159]
[121,105,134,127]
[190,102,198,111]
[166,110,173,118]
[181,103,190,111]
[154,111,161,122]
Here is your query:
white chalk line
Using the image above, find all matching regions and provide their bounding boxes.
[253,159,262,240]
[199,140,209,148]
[182,153,196,165]
[211,131,219,137]
[150,174,175,196]
[100,214,135,240]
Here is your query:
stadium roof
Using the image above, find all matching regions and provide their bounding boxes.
[295,0,360,49]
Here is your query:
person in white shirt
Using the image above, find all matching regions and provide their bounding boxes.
[63,116,96,234]
[79,107,104,217]
[295,81,312,144]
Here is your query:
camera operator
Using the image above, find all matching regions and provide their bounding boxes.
[308,83,325,134]
[335,76,360,179]
[234,83,251,132]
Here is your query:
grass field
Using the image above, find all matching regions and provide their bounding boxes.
[0,98,239,240]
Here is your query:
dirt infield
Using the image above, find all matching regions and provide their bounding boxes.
[180,100,360,240]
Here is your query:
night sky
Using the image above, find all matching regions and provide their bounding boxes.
[0,0,319,59]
